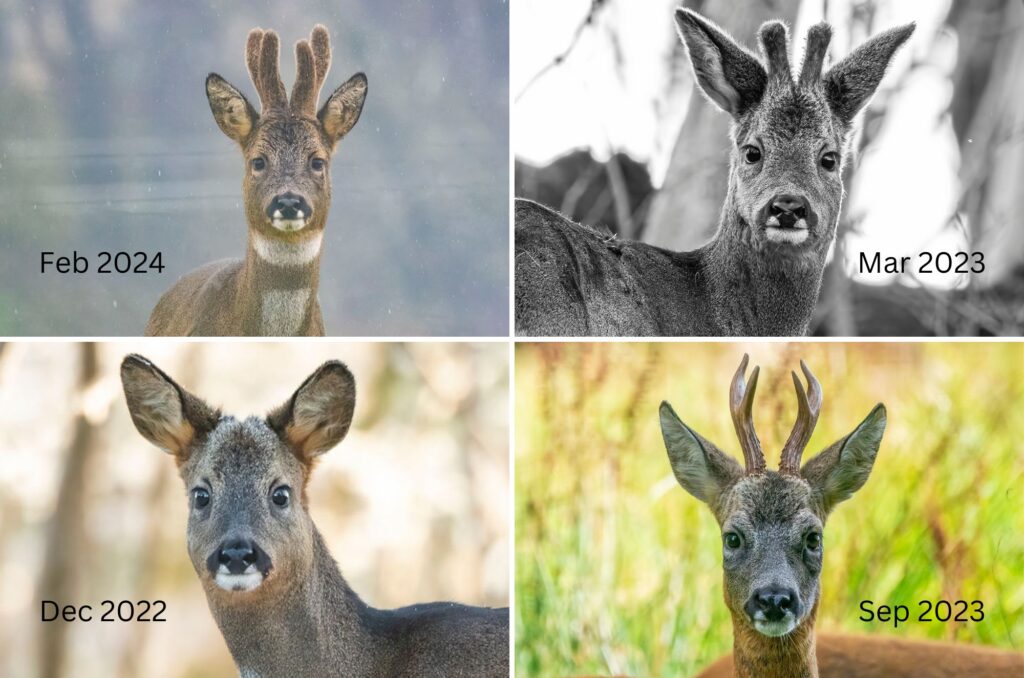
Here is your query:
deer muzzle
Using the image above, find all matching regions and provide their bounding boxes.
[266,192,313,232]
[206,537,273,592]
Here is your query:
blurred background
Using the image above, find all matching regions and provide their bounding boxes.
[0,341,509,677]
[0,0,508,336]
[514,0,1024,336]
[515,342,1024,676]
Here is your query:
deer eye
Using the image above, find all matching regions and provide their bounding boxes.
[820,152,838,172]
[724,532,743,549]
[251,157,267,172]
[742,146,762,164]
[805,532,822,551]
[310,157,326,172]
[272,486,291,507]
[192,487,210,509]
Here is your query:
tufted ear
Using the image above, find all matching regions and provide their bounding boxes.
[121,354,219,462]
[318,73,368,149]
[206,73,258,145]
[660,401,744,506]
[674,8,767,118]
[801,404,887,515]
[268,361,356,464]
[824,24,914,123]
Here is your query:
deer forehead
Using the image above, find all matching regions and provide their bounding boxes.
[716,473,819,527]
[738,89,841,147]
[245,117,329,157]
[183,416,303,486]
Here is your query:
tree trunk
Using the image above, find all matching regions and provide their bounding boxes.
[644,0,801,251]
[38,344,102,678]
[947,0,1024,286]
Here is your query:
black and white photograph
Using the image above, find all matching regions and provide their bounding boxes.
[514,0,1024,336]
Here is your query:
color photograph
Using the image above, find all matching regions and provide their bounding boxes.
[515,342,1024,676]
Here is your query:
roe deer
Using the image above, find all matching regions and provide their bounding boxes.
[121,355,509,677]
[145,25,367,336]
[515,10,913,336]
[659,355,1023,677]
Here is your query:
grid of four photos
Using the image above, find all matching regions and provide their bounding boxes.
[1,0,1022,676]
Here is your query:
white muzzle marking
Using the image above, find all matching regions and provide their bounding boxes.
[765,216,810,244]
[214,564,264,592]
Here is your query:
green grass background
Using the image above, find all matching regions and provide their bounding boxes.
[515,343,1024,677]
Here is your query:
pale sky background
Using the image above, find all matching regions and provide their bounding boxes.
[513,0,966,289]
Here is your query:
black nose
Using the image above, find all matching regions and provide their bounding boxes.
[769,194,807,219]
[216,538,259,575]
[747,586,799,622]
[267,192,312,220]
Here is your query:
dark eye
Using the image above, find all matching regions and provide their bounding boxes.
[724,532,743,549]
[806,532,822,551]
[310,157,325,172]
[743,146,762,164]
[193,487,210,509]
[820,152,838,171]
[272,486,291,507]
[251,157,266,171]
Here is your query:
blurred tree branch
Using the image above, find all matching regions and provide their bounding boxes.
[515,0,611,102]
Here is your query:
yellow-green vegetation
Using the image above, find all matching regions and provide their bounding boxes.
[515,343,1024,677]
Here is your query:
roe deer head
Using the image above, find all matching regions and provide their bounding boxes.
[121,355,509,677]
[515,10,914,337]
[146,25,367,336]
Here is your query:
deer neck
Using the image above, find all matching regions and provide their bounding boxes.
[208,528,378,676]
[729,602,819,678]
[703,205,827,337]
[238,230,323,336]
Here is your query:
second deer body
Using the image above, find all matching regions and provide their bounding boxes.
[515,10,913,336]
[121,356,508,677]
[146,25,367,336]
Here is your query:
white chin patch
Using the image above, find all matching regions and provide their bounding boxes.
[765,217,809,245]
[754,617,798,637]
[214,566,264,592]
[270,217,308,232]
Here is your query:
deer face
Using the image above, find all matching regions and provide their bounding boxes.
[205,26,366,252]
[121,355,356,600]
[660,356,886,638]
[675,10,913,257]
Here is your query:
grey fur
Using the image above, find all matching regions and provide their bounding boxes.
[515,10,914,337]
[660,357,886,675]
[120,355,508,677]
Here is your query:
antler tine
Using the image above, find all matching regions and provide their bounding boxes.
[291,25,332,117]
[257,30,288,109]
[779,360,823,474]
[730,354,766,474]
[759,21,793,86]
[310,25,332,91]
[799,23,832,87]
[246,28,265,99]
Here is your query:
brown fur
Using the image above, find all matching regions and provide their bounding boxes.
[659,356,1022,677]
[146,25,368,336]
[120,355,509,677]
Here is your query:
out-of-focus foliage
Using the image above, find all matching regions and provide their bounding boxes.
[515,343,1024,676]
[0,342,509,678]
[0,0,508,336]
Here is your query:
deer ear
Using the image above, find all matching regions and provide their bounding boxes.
[824,24,914,123]
[268,361,356,462]
[674,8,767,118]
[206,73,258,145]
[660,402,743,505]
[802,404,886,515]
[121,354,217,461]
[318,73,367,148]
